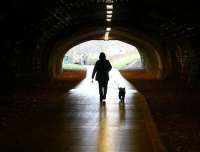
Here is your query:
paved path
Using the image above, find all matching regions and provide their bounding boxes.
[0,67,166,152]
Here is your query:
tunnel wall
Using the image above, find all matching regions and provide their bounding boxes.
[174,38,200,87]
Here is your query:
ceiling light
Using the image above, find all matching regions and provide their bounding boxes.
[106,5,113,10]
[107,11,113,14]
[106,18,111,22]
[107,15,112,18]
[106,27,111,32]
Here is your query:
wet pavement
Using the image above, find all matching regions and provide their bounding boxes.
[0,67,166,152]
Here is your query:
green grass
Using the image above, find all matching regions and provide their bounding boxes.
[62,64,86,70]
[62,54,140,70]
[110,54,138,69]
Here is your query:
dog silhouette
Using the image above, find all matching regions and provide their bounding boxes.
[118,87,125,101]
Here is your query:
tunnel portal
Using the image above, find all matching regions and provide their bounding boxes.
[62,40,143,71]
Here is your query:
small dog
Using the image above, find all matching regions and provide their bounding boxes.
[118,87,126,101]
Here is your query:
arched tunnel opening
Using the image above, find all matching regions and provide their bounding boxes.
[62,40,143,71]
[47,28,165,81]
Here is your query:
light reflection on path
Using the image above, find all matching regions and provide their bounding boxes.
[64,66,164,152]
[69,66,137,102]
[65,66,148,151]
[0,67,164,152]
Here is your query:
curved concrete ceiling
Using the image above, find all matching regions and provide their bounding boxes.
[1,0,200,84]
[2,0,198,46]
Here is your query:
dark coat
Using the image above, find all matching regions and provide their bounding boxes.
[92,59,112,82]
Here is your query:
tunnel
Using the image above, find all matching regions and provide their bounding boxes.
[1,0,200,151]
[1,1,199,87]
[49,27,163,79]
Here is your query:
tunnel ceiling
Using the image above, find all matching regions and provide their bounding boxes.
[1,0,200,47]
[1,0,200,85]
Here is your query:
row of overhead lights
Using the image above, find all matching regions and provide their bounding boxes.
[104,1,113,41]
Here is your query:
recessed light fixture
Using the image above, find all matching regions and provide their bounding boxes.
[106,15,112,18]
[106,18,111,22]
[107,11,113,14]
[106,5,113,10]
[106,27,111,31]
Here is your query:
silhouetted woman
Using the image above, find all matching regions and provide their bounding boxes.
[92,52,112,101]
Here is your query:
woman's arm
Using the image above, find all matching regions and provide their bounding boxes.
[92,62,97,79]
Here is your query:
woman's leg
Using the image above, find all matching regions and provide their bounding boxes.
[98,82,103,101]
[103,81,108,99]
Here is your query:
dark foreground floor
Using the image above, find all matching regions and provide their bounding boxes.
[126,79,200,152]
[0,70,165,152]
